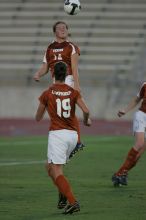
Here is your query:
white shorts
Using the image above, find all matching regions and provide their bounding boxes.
[133,110,146,133]
[53,75,74,87]
[47,129,78,164]
[65,75,74,88]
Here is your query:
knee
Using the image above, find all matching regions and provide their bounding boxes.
[45,163,52,177]
[134,141,144,151]
[48,169,52,178]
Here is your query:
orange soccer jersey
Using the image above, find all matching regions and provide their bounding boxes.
[138,82,146,113]
[43,41,80,77]
[39,83,81,131]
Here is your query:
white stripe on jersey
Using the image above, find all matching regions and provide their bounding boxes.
[69,43,76,55]
[43,52,47,63]
[43,40,55,63]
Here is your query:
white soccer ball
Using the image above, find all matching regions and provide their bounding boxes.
[64,0,81,15]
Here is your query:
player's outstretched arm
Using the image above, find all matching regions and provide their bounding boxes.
[117,96,141,117]
[117,110,126,117]
[77,97,91,126]
[33,63,49,82]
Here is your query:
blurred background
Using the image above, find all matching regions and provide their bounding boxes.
[1,0,146,121]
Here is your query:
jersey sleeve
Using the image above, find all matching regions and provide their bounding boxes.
[69,43,80,56]
[39,91,48,106]
[75,45,80,56]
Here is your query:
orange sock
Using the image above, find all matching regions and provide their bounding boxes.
[55,175,76,204]
[116,147,139,175]
[129,155,140,170]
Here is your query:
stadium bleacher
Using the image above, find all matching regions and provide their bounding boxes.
[0,0,146,84]
[0,0,146,118]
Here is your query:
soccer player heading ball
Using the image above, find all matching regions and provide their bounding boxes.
[33,21,80,92]
[33,21,84,150]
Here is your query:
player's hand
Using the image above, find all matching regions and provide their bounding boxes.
[87,118,91,126]
[117,110,126,117]
[84,118,91,126]
[33,74,40,82]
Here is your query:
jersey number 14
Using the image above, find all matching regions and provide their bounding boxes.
[54,53,62,60]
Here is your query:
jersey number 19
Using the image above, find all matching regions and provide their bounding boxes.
[56,98,71,118]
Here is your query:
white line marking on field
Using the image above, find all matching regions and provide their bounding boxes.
[0,160,46,166]
[0,140,46,146]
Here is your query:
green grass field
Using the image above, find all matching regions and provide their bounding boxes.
[0,135,146,220]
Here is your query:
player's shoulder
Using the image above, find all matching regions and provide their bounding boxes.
[68,41,80,54]
[68,40,78,46]
[48,84,56,91]
[142,81,146,86]
[140,81,146,89]
[54,83,73,91]
[41,87,50,95]
[54,83,76,93]
[47,40,57,49]
[66,84,80,96]
[68,41,79,48]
